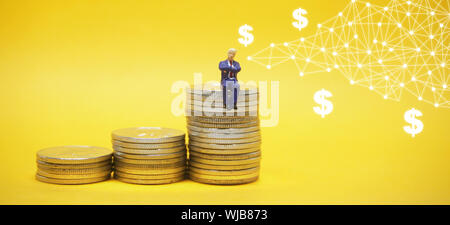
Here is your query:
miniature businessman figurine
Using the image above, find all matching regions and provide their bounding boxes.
[219,48,241,109]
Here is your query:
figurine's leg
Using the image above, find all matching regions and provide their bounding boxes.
[222,84,226,108]
[233,81,240,109]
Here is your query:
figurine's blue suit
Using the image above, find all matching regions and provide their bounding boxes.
[219,60,241,107]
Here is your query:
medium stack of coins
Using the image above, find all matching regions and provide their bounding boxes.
[186,84,261,185]
[111,127,187,184]
[36,146,113,184]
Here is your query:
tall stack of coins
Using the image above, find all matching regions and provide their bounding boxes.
[186,84,261,185]
[36,146,113,184]
[111,127,187,184]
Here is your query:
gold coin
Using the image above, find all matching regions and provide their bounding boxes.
[114,151,185,160]
[189,174,258,185]
[188,130,260,139]
[187,125,259,134]
[114,174,184,185]
[189,166,259,176]
[114,166,185,175]
[190,156,261,165]
[189,171,259,180]
[37,146,113,164]
[111,127,185,143]
[36,160,112,169]
[114,160,185,169]
[36,174,110,185]
[187,120,259,128]
[37,164,112,175]
[189,140,260,149]
[37,169,111,179]
[112,140,185,149]
[113,145,185,154]
[189,161,259,170]
[189,150,261,160]
[187,116,259,124]
[188,145,260,154]
[114,170,185,179]
[114,155,186,165]
[189,135,261,144]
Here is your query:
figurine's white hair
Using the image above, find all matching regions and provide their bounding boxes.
[228,48,237,54]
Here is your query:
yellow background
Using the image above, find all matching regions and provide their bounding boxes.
[0,0,449,204]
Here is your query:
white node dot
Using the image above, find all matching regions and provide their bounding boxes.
[428,71,432,75]
[338,12,343,17]
[400,83,405,87]
[352,0,356,3]
[382,41,386,46]
[366,3,370,7]
[430,11,435,16]
[441,63,445,67]
[299,72,304,77]
[318,24,322,28]
[397,23,402,28]
[384,7,388,11]
[389,48,394,52]
[418,96,423,101]
[378,22,382,27]
[429,34,434,39]
[432,87,436,91]
[320,47,325,52]
[369,86,374,90]
[409,30,414,35]
[306,58,310,62]
[378,59,383,64]
[332,52,337,56]
[435,103,439,107]
[247,56,252,60]
[406,12,411,16]
[350,80,355,85]
[300,37,305,42]
[411,77,416,81]
[373,39,377,44]
[266,65,271,69]
[444,84,448,89]
[348,22,353,26]
[354,34,358,39]
[290,55,295,59]
[326,68,331,72]
[440,23,444,28]
[416,48,421,52]
[329,28,334,32]
[357,63,362,68]
[344,43,349,48]
[284,42,288,46]
[334,64,339,68]
[403,64,407,68]
[367,50,372,55]
[385,76,389,80]
[384,95,388,99]
[407,1,411,5]
[430,51,435,56]
[270,43,275,47]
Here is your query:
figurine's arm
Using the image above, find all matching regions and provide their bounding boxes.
[233,62,241,73]
[219,61,231,71]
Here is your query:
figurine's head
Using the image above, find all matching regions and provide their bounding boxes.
[227,48,237,61]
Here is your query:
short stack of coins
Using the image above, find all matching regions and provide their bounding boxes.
[36,146,113,184]
[111,127,187,184]
[186,84,261,185]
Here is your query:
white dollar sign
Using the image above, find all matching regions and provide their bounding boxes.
[292,8,308,31]
[238,24,254,47]
[313,89,333,118]
[403,108,424,138]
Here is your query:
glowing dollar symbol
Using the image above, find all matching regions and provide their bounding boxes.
[403,108,424,138]
[292,8,308,31]
[238,24,254,47]
[313,89,333,118]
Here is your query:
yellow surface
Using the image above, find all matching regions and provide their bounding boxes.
[0,0,449,204]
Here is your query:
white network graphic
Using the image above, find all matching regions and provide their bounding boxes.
[248,0,449,108]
